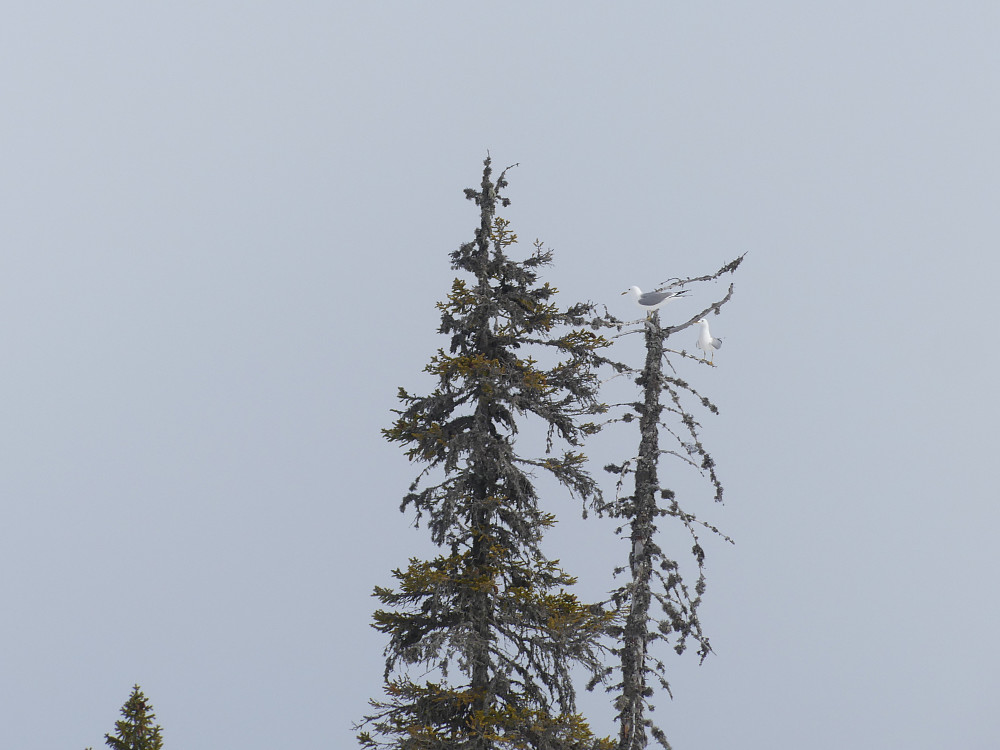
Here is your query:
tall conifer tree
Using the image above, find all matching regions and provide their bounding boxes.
[358,157,618,750]
[603,258,743,750]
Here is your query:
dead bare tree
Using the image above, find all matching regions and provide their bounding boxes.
[597,255,744,750]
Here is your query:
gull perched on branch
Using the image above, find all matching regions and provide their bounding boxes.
[696,318,722,363]
[622,286,688,317]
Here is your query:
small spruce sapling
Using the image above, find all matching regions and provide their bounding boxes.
[97,684,164,750]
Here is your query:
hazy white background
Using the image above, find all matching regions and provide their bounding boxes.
[2,3,998,748]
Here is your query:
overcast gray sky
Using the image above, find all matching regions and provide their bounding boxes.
[2,3,998,749]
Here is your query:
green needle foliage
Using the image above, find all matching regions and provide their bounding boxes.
[358,157,621,750]
[601,257,743,750]
[100,684,164,750]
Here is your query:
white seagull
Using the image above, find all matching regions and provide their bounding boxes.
[696,318,722,363]
[622,286,688,316]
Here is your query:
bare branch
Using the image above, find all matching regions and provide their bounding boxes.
[663,281,737,335]
[658,252,746,288]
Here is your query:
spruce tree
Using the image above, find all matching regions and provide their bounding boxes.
[603,257,743,750]
[358,156,619,750]
[100,684,164,750]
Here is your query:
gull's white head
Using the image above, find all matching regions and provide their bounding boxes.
[622,286,642,299]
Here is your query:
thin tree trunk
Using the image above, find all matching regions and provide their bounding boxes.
[619,313,664,750]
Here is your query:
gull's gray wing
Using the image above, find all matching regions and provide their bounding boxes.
[712,337,722,350]
[638,289,686,306]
